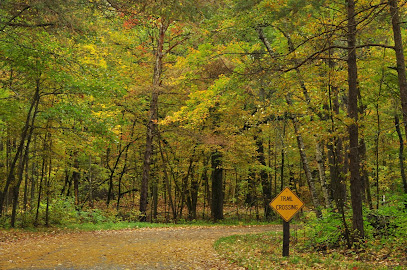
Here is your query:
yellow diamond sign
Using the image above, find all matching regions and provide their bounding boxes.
[270,187,304,222]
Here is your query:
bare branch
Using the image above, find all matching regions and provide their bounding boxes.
[0,5,31,32]
[283,44,395,73]
[5,23,55,28]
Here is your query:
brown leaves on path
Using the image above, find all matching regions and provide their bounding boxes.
[0,225,280,269]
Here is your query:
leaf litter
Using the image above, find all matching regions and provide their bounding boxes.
[0,225,279,269]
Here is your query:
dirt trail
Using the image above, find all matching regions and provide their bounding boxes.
[0,225,280,270]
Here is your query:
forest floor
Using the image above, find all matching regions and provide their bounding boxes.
[0,225,279,269]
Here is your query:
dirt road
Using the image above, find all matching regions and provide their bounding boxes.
[0,225,279,269]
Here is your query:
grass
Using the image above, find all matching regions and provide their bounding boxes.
[0,218,278,233]
[214,230,407,270]
[61,221,172,231]
[60,218,277,231]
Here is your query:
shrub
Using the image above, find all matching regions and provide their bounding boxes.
[302,210,348,251]
[48,196,78,225]
[303,194,407,253]
[364,194,407,241]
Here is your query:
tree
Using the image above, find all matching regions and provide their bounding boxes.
[346,0,364,241]
[389,0,407,141]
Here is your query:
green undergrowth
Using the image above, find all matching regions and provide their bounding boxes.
[0,219,275,232]
[215,195,407,270]
[61,221,172,231]
[0,195,277,230]
[214,230,405,270]
[61,219,275,231]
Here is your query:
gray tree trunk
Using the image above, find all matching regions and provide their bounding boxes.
[315,138,332,208]
[290,116,322,218]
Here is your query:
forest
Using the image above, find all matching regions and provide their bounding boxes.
[1,0,407,253]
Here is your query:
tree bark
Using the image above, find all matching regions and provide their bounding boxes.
[158,139,176,220]
[23,155,29,213]
[359,139,373,209]
[389,0,407,140]
[187,174,199,220]
[255,136,272,220]
[72,156,80,206]
[11,117,37,227]
[184,149,198,220]
[286,95,323,218]
[327,77,349,244]
[30,147,37,209]
[395,115,407,194]
[139,21,168,221]
[45,142,52,227]
[89,156,94,208]
[116,119,135,210]
[280,121,286,192]
[10,79,40,227]
[291,116,322,218]
[347,0,364,241]
[211,150,223,221]
[34,154,46,226]
[0,84,40,216]
[202,156,210,219]
[315,138,332,209]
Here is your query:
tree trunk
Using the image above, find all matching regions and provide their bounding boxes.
[292,117,322,218]
[211,151,223,221]
[152,173,158,221]
[34,156,46,226]
[280,121,286,192]
[106,148,115,207]
[389,0,407,140]
[255,136,272,220]
[0,84,40,216]
[286,94,322,218]
[347,0,364,241]
[180,157,194,220]
[158,139,176,220]
[11,80,40,227]
[184,152,198,221]
[116,149,130,210]
[116,119,136,210]
[45,144,52,227]
[395,115,407,194]
[202,157,210,219]
[72,156,80,206]
[187,173,199,220]
[30,149,37,210]
[327,141,344,203]
[23,155,29,213]
[274,134,278,196]
[315,138,332,209]
[11,132,34,227]
[245,171,257,208]
[359,139,373,210]
[327,84,348,212]
[89,156,94,208]
[187,174,199,220]
[139,21,168,221]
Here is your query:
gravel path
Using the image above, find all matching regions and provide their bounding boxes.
[0,225,280,270]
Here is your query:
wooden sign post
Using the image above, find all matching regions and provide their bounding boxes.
[270,187,304,257]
